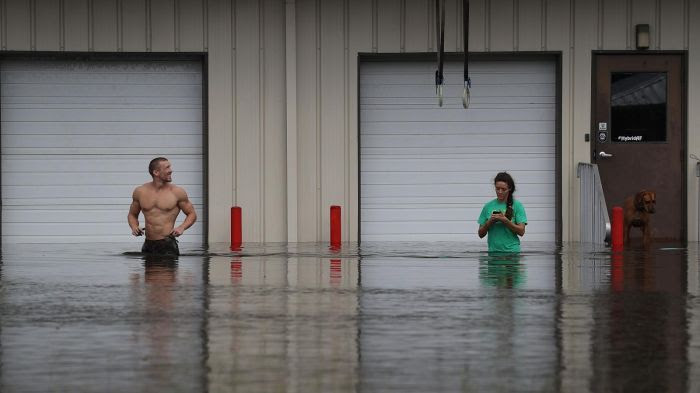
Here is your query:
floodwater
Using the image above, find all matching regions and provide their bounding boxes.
[0,241,699,392]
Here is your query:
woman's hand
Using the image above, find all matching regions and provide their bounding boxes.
[490,212,507,223]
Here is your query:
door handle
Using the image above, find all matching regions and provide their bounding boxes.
[599,151,613,158]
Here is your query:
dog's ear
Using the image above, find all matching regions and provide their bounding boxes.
[635,191,646,210]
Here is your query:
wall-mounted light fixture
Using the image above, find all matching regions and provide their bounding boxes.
[636,24,650,50]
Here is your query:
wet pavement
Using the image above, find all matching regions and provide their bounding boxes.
[0,241,699,392]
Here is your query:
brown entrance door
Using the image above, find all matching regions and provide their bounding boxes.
[592,54,685,242]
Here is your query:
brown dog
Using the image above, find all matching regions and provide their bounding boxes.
[623,190,656,245]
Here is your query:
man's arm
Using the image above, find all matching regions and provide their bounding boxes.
[128,189,143,236]
[171,187,197,237]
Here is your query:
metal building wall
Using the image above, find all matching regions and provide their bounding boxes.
[0,0,697,243]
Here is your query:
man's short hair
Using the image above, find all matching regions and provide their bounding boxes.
[149,157,168,176]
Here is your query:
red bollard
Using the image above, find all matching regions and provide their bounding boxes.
[231,206,242,249]
[611,206,623,250]
[330,205,341,247]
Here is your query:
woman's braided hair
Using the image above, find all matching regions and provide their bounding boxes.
[494,172,516,220]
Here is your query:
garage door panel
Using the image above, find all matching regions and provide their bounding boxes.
[2,222,204,236]
[2,121,202,135]
[1,108,202,122]
[361,133,554,148]
[4,147,203,155]
[362,171,555,184]
[361,108,555,122]
[1,59,205,243]
[361,207,554,222]
[361,96,556,106]
[361,158,555,172]
[3,184,204,199]
[2,171,202,186]
[361,121,555,134]
[1,59,200,72]
[361,72,554,85]
[362,60,552,73]
[2,134,203,149]
[1,156,203,172]
[361,233,554,242]
[361,220,552,235]
[361,195,554,206]
[3,205,204,223]
[2,196,204,207]
[1,70,201,84]
[361,147,555,156]
[360,59,556,242]
[361,183,555,198]
[0,83,201,98]
[361,84,555,99]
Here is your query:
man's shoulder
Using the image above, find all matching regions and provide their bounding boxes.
[168,184,189,197]
[133,183,151,194]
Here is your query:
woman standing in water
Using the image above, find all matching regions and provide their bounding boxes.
[478,172,527,252]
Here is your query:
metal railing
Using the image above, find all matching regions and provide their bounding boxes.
[577,163,611,245]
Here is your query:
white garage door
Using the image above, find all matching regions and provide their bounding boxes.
[360,59,556,241]
[1,59,204,243]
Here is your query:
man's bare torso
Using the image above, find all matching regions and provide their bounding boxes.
[134,183,183,240]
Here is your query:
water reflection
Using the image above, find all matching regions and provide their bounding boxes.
[205,253,360,392]
[479,252,525,288]
[0,242,698,392]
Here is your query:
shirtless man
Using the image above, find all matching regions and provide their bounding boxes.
[127,157,197,255]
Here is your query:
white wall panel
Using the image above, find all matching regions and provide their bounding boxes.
[203,0,232,243]
[92,0,119,50]
[360,60,556,241]
[296,0,320,241]
[405,0,430,52]
[660,0,684,50]
[631,0,656,48]
[602,0,628,49]
[1,59,205,243]
[150,0,176,51]
[320,0,346,242]
[235,0,263,241]
[4,0,30,50]
[178,0,206,51]
[489,0,514,51]
[35,0,60,51]
[122,0,147,51]
[468,0,487,52]
[377,0,401,52]
[263,0,287,242]
[64,0,89,51]
[517,0,543,51]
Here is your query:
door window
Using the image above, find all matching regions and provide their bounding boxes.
[610,72,667,142]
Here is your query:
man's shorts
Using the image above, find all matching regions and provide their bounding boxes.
[142,235,179,256]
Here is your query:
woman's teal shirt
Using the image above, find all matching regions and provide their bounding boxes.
[478,199,527,252]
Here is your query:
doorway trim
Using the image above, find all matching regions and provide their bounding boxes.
[590,50,688,242]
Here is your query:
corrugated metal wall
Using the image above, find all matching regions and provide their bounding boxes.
[0,0,698,243]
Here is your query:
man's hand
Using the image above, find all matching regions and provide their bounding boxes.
[170,227,184,237]
[132,227,144,236]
